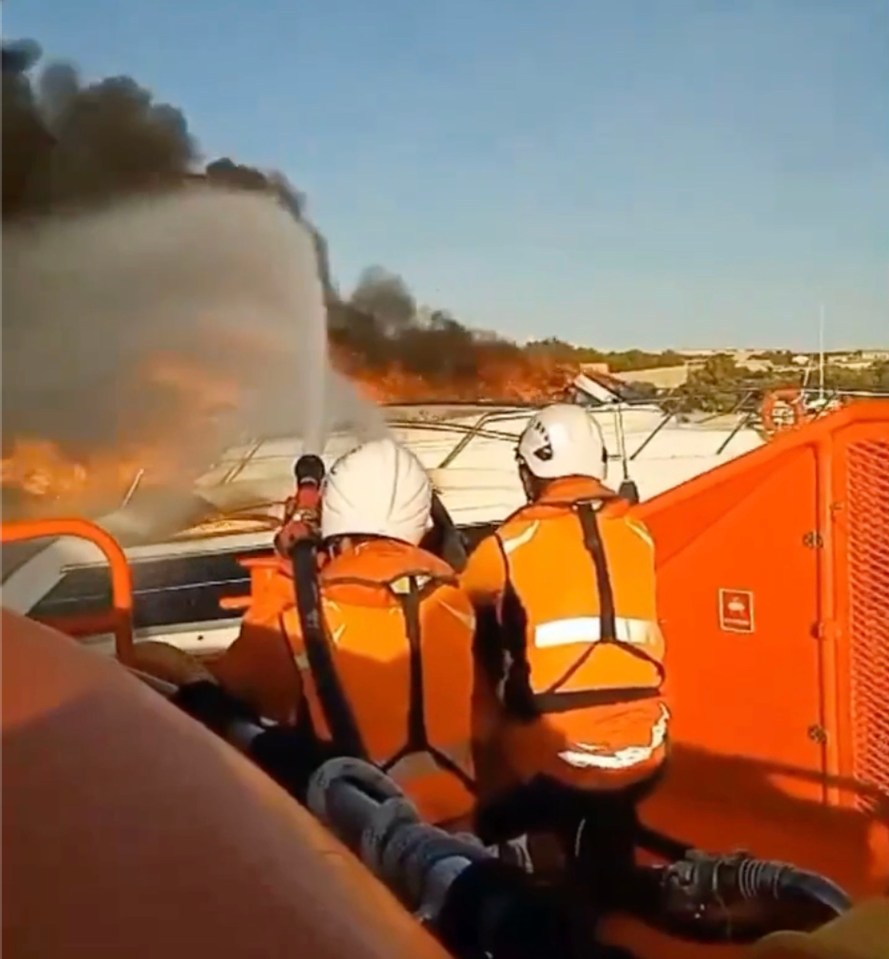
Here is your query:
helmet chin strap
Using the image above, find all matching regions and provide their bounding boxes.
[517,460,541,502]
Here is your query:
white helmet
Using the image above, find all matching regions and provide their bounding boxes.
[321,437,432,545]
[516,404,607,481]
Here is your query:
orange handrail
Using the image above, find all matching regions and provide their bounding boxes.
[1,518,135,664]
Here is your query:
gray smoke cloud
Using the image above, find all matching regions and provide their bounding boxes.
[2,184,386,479]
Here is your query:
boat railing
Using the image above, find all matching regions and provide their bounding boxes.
[392,391,760,470]
[203,385,889,487]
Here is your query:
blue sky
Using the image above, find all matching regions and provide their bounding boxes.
[5,0,888,349]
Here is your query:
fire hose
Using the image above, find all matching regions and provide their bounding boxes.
[304,752,853,950]
[156,688,583,959]
[304,756,579,959]
[152,672,853,955]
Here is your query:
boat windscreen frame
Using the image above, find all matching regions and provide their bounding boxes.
[28,545,274,632]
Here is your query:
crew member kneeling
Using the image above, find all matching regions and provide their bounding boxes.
[461,404,668,900]
[207,437,477,827]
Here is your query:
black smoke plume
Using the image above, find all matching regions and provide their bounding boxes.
[1,37,524,463]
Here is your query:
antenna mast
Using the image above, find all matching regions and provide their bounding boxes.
[818,303,826,403]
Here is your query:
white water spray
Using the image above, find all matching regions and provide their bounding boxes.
[2,185,387,528]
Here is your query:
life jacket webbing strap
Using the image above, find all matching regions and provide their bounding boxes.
[400,581,426,752]
[534,686,661,714]
[290,540,367,760]
[536,501,615,695]
[495,535,538,721]
[578,502,666,679]
[426,746,476,790]
[537,501,665,699]
[365,575,475,793]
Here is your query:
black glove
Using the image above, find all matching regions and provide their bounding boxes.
[475,776,584,845]
[170,680,260,738]
[248,725,340,802]
[436,858,575,959]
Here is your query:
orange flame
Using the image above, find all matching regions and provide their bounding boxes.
[333,347,575,405]
[2,344,575,517]
[1,439,90,499]
[2,351,244,516]
[0,439,170,506]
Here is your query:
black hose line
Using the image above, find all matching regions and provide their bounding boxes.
[740,857,851,917]
[159,688,853,952]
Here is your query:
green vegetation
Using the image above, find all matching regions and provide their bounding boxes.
[524,338,687,372]
[672,355,889,413]
[749,350,795,365]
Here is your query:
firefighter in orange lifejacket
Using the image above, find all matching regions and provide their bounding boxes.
[136,437,478,828]
[460,403,668,906]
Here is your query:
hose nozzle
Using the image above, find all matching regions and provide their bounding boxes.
[276,454,326,556]
[294,453,325,488]
[289,454,325,517]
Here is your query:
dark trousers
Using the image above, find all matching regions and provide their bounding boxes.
[475,773,661,912]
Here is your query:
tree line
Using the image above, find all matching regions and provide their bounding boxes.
[670,353,889,413]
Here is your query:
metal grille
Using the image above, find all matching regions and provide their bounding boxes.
[846,438,889,812]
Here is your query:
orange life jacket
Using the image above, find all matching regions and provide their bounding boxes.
[283,540,478,825]
[488,478,668,790]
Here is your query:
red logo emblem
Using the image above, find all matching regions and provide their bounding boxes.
[718,589,754,633]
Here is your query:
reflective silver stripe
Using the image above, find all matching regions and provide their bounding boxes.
[624,517,655,550]
[557,704,669,770]
[385,741,474,785]
[438,599,476,631]
[498,521,540,556]
[534,615,655,648]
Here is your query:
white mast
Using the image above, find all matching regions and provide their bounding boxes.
[818,303,826,403]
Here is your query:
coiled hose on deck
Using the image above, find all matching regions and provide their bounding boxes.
[306,757,585,959]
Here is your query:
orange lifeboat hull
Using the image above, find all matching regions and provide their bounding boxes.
[604,401,889,956]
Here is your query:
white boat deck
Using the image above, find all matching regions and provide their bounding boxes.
[195,401,764,526]
[1,387,766,622]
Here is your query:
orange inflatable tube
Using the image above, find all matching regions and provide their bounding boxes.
[1,609,450,959]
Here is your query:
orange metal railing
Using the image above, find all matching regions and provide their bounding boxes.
[635,401,889,809]
[1,518,135,663]
[627,400,889,899]
[633,400,889,812]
